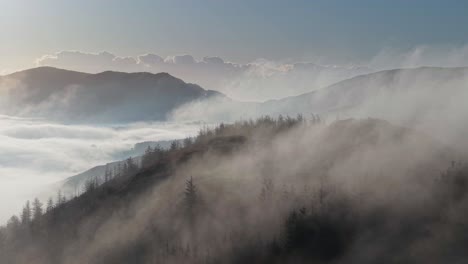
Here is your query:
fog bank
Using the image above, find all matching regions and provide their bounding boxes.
[0,116,201,223]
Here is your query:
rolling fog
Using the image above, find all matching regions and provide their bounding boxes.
[2,62,468,225]
[4,117,462,263]
[0,116,201,223]
[1,44,468,262]
[170,66,468,156]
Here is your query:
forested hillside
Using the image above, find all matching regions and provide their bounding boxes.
[1,116,467,264]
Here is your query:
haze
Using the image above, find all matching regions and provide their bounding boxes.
[1,1,468,263]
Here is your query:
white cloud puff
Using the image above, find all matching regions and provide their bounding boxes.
[202,56,225,65]
[165,54,196,65]
[138,54,164,66]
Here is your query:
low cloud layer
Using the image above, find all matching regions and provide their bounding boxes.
[0,115,203,223]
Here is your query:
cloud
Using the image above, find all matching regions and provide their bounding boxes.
[165,54,196,65]
[0,116,203,223]
[36,51,116,71]
[202,56,225,65]
[34,50,374,101]
[138,53,164,66]
[369,45,468,70]
[113,56,138,65]
[32,45,468,101]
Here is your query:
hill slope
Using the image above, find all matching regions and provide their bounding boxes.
[260,66,468,116]
[173,67,468,121]
[0,67,222,123]
[2,117,466,264]
[61,139,183,195]
[171,67,468,151]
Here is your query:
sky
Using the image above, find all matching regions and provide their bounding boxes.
[1,0,468,73]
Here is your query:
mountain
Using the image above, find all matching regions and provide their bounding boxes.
[61,139,183,195]
[260,66,468,116]
[1,116,464,263]
[175,66,468,120]
[0,67,223,123]
[3,66,467,124]
[171,67,468,152]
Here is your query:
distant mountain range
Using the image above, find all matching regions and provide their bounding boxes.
[2,66,467,126]
[260,66,468,116]
[171,67,468,125]
[0,67,222,123]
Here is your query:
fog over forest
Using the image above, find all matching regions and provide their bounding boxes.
[0,116,201,223]
[1,1,468,263]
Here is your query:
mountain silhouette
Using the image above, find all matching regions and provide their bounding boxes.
[0,67,223,123]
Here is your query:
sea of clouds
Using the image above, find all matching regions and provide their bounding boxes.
[0,115,203,223]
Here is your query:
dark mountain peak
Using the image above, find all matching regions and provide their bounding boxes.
[6,66,183,83]
[6,66,88,78]
[94,70,176,80]
[0,66,225,123]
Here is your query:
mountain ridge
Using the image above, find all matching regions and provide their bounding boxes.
[0,67,224,123]
[273,66,468,102]
[2,117,465,263]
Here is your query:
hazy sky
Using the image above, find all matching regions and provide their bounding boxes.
[1,0,468,73]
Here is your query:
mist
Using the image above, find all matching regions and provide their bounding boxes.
[170,66,468,154]
[3,0,468,261]
[0,116,201,223]
[33,51,373,101]
[2,117,466,263]
[30,44,468,102]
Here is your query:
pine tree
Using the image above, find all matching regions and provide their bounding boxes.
[184,176,198,214]
[32,198,43,220]
[6,215,21,233]
[104,164,111,182]
[142,146,154,168]
[20,201,31,226]
[125,157,138,174]
[170,141,179,151]
[61,195,67,204]
[8,215,21,226]
[183,137,193,148]
[116,163,122,177]
[84,177,99,192]
[46,197,54,213]
[56,190,62,206]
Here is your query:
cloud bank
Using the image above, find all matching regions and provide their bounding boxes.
[34,51,372,101]
[0,115,203,223]
[33,45,468,101]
